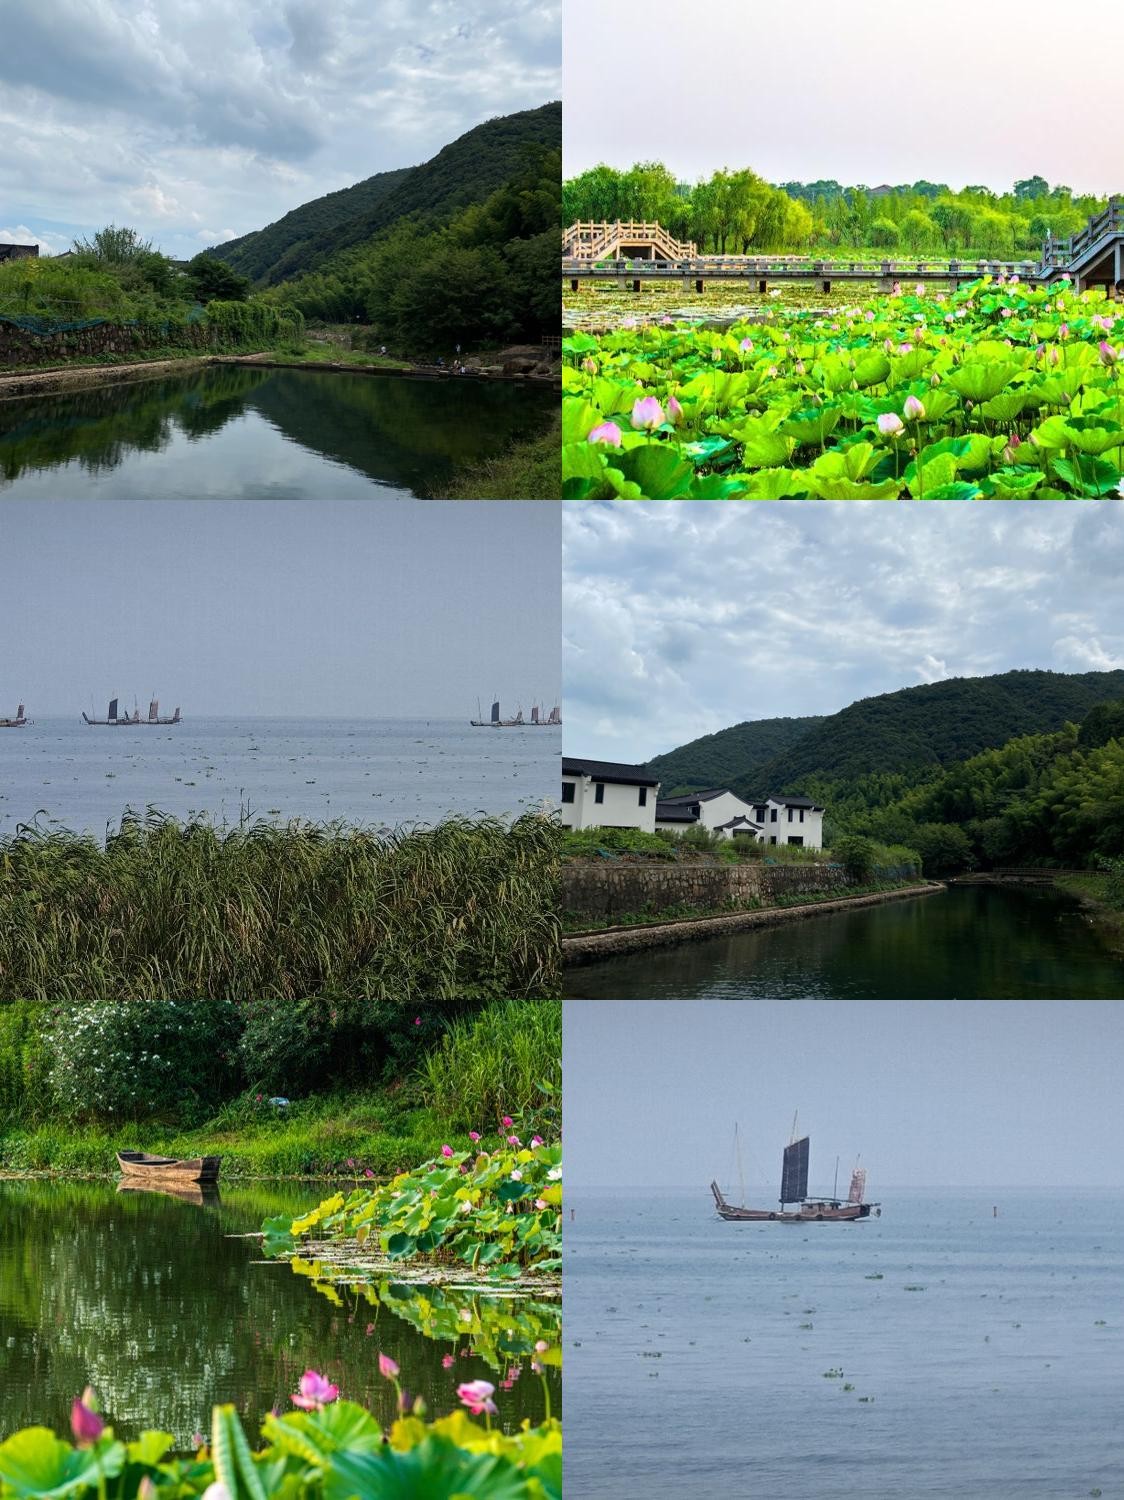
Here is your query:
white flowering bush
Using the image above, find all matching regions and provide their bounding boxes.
[47,1000,244,1123]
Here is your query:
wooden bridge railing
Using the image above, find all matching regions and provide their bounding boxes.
[1040,196,1122,274]
[563,220,698,261]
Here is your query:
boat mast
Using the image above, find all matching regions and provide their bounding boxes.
[735,1122,746,1208]
[833,1155,839,1200]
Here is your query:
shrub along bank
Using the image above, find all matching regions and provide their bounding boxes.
[0,998,561,1178]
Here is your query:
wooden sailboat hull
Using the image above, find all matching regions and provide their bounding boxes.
[117,1151,221,1184]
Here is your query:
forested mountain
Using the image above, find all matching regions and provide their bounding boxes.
[646,715,825,795]
[215,103,561,286]
[649,670,1124,873]
[210,168,411,285]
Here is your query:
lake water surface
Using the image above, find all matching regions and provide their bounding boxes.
[566,884,1124,999]
[0,716,557,836]
[0,1179,559,1445]
[565,1187,1123,1499]
[0,366,557,499]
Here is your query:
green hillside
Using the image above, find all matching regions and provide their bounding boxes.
[646,715,824,794]
[214,103,562,287]
[734,670,1124,799]
[212,167,411,285]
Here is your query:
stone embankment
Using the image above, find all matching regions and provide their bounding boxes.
[563,869,945,963]
[563,858,864,921]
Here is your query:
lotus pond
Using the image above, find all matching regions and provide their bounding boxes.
[562,277,1124,498]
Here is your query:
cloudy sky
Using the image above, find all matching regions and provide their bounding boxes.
[565,1000,1124,1186]
[0,0,560,258]
[563,502,1124,763]
[565,0,1123,196]
[2,500,560,716]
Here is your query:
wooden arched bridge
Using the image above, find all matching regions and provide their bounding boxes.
[562,201,1124,296]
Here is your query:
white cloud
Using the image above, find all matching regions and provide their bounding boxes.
[563,504,1124,762]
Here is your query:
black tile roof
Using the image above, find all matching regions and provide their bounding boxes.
[655,802,699,822]
[655,787,731,805]
[743,794,825,811]
[562,757,661,787]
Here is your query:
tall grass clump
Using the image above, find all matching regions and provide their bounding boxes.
[0,811,560,1001]
[0,1000,52,1125]
[419,999,561,1131]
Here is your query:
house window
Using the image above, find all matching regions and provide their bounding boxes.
[594,783,605,804]
[790,836,803,847]
[770,808,777,823]
[799,808,805,823]
[788,808,793,822]
[769,835,777,845]
[561,783,575,804]
[754,805,765,821]
[638,787,647,806]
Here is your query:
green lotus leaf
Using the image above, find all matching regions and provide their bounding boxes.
[1062,420,1122,456]
[690,473,755,497]
[810,442,880,483]
[778,406,842,446]
[614,443,694,499]
[921,480,984,499]
[731,468,813,498]
[561,442,608,484]
[986,466,1046,497]
[852,353,891,389]
[1051,456,1122,496]
[946,361,1022,402]
[0,1430,125,1499]
[979,391,1028,423]
[1029,414,1073,449]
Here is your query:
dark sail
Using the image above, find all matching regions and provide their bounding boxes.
[780,1136,809,1204]
[490,700,500,723]
[108,697,119,722]
[149,699,158,721]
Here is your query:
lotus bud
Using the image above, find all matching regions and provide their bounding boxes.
[767,366,778,379]
[883,338,893,352]
[580,357,597,375]
[739,337,754,352]
[1058,322,1069,339]
[849,378,858,390]
[1048,347,1060,366]
[903,395,925,421]
[666,395,684,425]
[794,360,805,375]
[711,347,722,362]
[630,396,665,431]
[864,310,876,322]
[915,283,925,297]
[587,420,622,446]
[1000,308,1013,319]
[930,373,941,387]
[1098,340,1120,365]
[877,412,904,437]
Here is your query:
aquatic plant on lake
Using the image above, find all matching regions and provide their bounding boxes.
[0,1380,560,1499]
[265,1131,562,1274]
[0,811,559,1002]
[562,277,1124,497]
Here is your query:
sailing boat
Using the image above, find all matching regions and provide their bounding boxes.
[82,697,138,727]
[710,1117,879,1223]
[139,698,181,726]
[530,702,562,726]
[0,703,28,728]
[469,697,525,728]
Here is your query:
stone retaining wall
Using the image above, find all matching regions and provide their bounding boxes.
[561,858,858,920]
[0,321,212,369]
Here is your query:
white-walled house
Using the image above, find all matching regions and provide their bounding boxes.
[656,789,825,848]
[561,757,660,832]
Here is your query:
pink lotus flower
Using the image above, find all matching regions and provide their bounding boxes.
[530,1135,544,1147]
[71,1391,104,1446]
[666,396,683,426]
[535,1340,550,1353]
[877,412,904,437]
[507,1135,522,1147]
[581,356,597,374]
[378,1353,399,1380]
[442,1354,455,1369]
[535,1198,548,1209]
[631,396,665,430]
[739,337,754,352]
[501,1116,513,1128]
[587,421,622,446]
[414,1017,421,1026]
[292,1371,339,1410]
[864,311,876,322]
[1098,341,1120,365]
[915,283,924,296]
[441,1145,454,1158]
[457,1380,498,1416]
[903,395,925,421]
[364,1168,375,1178]
[469,1131,481,1142]
[1059,322,1069,338]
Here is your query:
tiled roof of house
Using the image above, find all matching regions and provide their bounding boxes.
[655,787,731,805]
[562,757,661,787]
[655,802,700,823]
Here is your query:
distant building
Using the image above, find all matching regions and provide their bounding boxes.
[656,789,825,849]
[0,243,39,263]
[561,757,660,832]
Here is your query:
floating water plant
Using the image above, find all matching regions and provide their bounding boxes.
[563,277,1124,497]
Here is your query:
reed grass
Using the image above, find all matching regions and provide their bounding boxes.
[0,811,560,1001]
[418,998,561,1130]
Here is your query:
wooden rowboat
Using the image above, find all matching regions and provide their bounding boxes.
[117,1151,221,1184]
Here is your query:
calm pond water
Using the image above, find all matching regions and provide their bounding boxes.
[566,884,1124,999]
[0,1179,559,1445]
[0,716,558,837]
[565,1187,1124,1499]
[0,366,557,499]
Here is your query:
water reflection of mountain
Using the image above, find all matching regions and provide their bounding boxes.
[0,368,555,494]
[0,1180,553,1446]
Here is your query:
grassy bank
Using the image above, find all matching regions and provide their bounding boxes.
[1053,872,1124,952]
[0,811,559,1001]
[0,998,562,1177]
[438,413,561,499]
[563,878,927,933]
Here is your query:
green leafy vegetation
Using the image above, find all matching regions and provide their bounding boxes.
[438,415,561,500]
[564,162,1113,259]
[0,812,559,1003]
[0,1397,560,1499]
[563,278,1124,497]
[270,1132,561,1273]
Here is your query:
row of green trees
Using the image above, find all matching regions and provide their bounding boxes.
[563,162,1117,258]
[817,702,1124,876]
[262,146,560,349]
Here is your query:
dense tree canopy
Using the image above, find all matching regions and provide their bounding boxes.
[563,163,1118,257]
